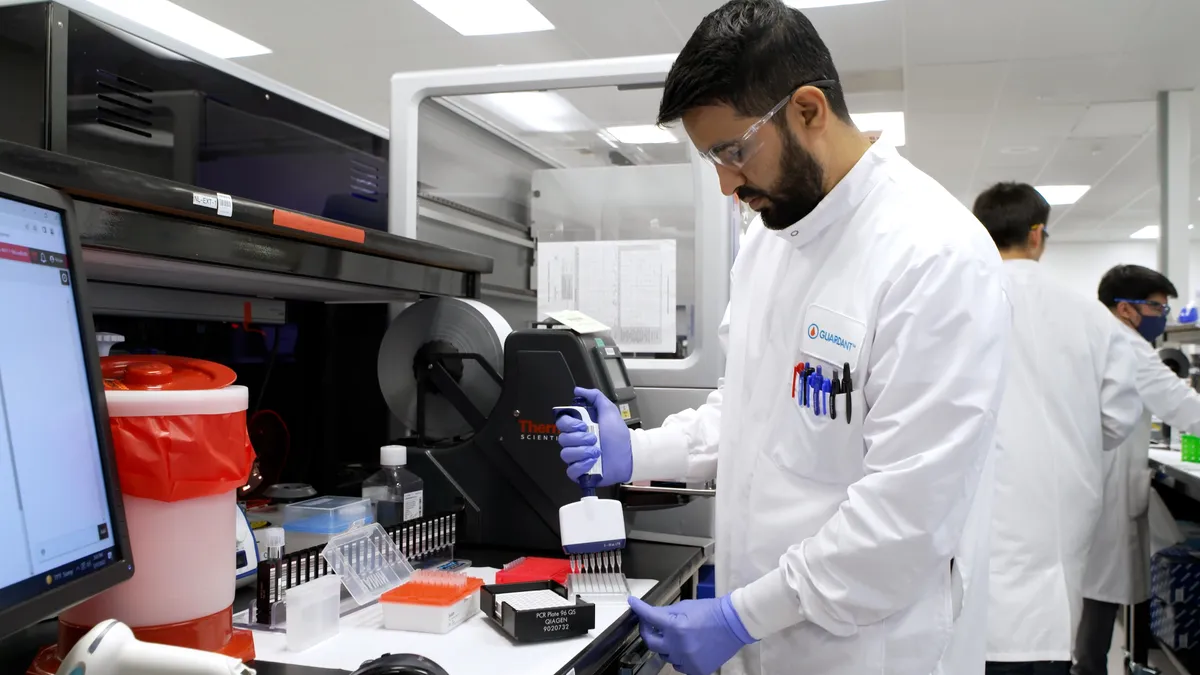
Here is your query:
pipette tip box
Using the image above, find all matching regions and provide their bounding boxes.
[481,580,596,642]
[380,573,485,634]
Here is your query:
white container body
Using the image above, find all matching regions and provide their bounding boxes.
[286,576,342,652]
[61,491,237,627]
[381,591,480,634]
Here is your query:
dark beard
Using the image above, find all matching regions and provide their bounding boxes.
[736,132,827,231]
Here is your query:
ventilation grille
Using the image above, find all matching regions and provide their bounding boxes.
[95,69,154,139]
[349,159,381,203]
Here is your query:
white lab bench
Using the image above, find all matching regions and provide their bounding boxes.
[1151,447,1200,500]
[250,568,657,675]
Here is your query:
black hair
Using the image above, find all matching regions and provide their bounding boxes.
[657,0,851,126]
[1098,264,1179,307]
[971,182,1051,250]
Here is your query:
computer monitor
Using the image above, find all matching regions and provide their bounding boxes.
[0,173,132,640]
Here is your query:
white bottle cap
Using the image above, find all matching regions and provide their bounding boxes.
[381,445,407,466]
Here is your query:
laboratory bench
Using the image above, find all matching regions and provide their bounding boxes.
[1148,447,1200,674]
[240,535,712,675]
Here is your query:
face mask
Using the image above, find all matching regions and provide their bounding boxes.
[1136,313,1167,342]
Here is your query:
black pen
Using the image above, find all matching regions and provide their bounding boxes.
[843,362,853,424]
[830,372,840,420]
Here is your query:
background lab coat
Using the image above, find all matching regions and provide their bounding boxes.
[1083,329,1200,605]
[629,143,1010,675]
[987,260,1140,662]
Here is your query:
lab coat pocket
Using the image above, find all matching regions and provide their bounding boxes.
[775,387,866,485]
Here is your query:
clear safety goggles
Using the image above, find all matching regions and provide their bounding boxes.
[699,79,838,170]
[1115,298,1170,316]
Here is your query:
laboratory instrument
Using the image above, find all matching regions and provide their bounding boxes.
[380,571,485,634]
[554,405,630,600]
[362,445,425,527]
[378,298,642,555]
[57,620,255,675]
[235,505,260,588]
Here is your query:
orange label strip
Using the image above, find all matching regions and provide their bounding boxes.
[272,209,366,244]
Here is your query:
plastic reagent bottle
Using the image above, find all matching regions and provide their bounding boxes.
[362,445,424,527]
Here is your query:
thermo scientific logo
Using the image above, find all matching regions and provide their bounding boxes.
[807,323,857,352]
[518,419,558,442]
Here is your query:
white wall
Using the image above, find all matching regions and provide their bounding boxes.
[1040,241,1200,304]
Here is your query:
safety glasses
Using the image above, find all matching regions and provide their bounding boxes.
[1115,298,1170,316]
[699,79,838,170]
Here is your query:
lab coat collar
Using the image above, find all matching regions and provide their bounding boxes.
[772,142,897,249]
[1001,258,1041,273]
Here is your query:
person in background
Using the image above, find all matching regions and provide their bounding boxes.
[555,1,1011,674]
[970,183,1141,675]
[1074,265,1200,675]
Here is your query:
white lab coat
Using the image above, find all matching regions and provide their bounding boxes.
[1082,328,1200,605]
[630,143,1011,675]
[986,260,1141,662]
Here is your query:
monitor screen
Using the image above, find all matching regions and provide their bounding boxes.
[0,194,118,613]
[604,357,630,389]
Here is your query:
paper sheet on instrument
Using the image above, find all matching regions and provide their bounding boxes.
[537,240,676,353]
[251,567,657,675]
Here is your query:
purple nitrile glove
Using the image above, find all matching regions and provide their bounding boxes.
[628,595,756,675]
[555,386,633,486]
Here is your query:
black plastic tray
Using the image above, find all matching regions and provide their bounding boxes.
[481,581,596,643]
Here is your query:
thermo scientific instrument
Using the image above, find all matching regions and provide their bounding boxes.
[377,298,641,555]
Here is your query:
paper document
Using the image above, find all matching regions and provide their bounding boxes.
[537,240,676,353]
[546,310,609,335]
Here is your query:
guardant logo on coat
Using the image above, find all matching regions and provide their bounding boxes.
[807,322,858,352]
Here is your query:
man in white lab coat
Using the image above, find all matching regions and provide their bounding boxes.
[970,183,1141,675]
[555,1,1011,674]
[1074,265,1200,675]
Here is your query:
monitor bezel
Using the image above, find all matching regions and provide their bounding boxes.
[0,173,134,640]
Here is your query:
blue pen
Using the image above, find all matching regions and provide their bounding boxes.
[814,367,824,415]
[822,379,832,417]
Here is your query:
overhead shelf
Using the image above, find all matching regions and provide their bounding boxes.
[1164,324,1200,345]
[0,141,493,303]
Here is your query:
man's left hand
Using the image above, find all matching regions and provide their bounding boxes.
[628,595,756,675]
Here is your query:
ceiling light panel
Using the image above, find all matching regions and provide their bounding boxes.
[1129,226,1158,239]
[412,0,554,36]
[1035,185,1091,205]
[605,125,679,145]
[464,92,592,133]
[851,111,905,147]
[88,0,270,58]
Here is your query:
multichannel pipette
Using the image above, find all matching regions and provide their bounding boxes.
[553,404,629,600]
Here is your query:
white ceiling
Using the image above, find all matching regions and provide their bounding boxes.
[172,0,1200,242]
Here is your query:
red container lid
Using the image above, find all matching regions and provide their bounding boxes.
[101,356,237,391]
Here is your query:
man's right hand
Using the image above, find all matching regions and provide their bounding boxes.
[556,386,633,486]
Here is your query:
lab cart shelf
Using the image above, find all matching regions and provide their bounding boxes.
[0,141,493,303]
